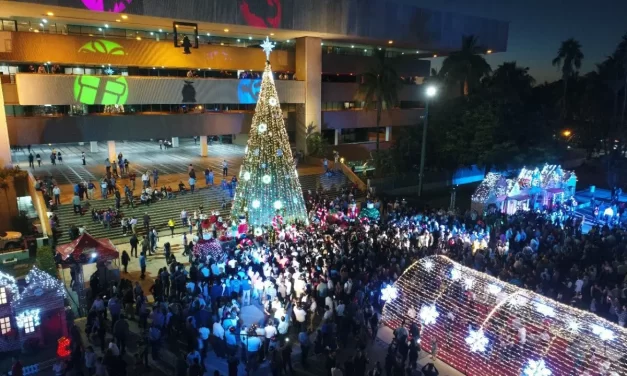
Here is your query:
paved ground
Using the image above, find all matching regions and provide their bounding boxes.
[13,138,326,204]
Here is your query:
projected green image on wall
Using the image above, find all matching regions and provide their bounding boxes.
[73,76,129,105]
[78,39,126,55]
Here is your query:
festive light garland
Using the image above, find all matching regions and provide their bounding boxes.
[14,266,66,305]
[382,256,627,376]
[0,270,19,299]
[231,42,308,226]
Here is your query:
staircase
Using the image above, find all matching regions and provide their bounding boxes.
[53,172,359,243]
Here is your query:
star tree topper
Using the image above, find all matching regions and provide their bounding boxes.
[261,37,276,60]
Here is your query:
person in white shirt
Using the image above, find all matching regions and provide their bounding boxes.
[277,316,289,337]
[294,305,307,329]
[325,296,334,313]
[323,306,333,321]
[336,300,345,317]
[264,322,277,340]
[212,321,225,340]
[108,340,120,356]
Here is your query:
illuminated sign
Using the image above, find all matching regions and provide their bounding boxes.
[78,39,126,55]
[240,0,282,28]
[81,0,133,13]
[74,76,129,105]
[238,79,261,103]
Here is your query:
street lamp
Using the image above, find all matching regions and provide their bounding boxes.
[418,85,438,196]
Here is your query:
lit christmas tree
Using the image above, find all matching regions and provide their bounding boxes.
[231,38,308,227]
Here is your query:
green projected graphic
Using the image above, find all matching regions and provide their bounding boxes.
[78,39,126,55]
[74,39,129,105]
[73,76,129,105]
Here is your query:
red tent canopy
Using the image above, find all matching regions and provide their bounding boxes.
[56,234,119,263]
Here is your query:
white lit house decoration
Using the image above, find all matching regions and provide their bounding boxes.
[471,164,576,215]
[382,256,627,376]
[0,266,68,353]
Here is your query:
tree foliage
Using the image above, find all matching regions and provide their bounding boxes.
[358,54,402,151]
[35,245,58,278]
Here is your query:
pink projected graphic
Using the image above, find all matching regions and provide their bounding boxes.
[81,0,133,13]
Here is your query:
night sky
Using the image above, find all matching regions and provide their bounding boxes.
[415,0,627,84]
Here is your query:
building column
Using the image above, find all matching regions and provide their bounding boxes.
[171,137,179,148]
[90,141,99,153]
[385,126,392,142]
[334,129,340,146]
[295,37,322,154]
[107,140,116,162]
[199,136,208,157]
[0,84,12,167]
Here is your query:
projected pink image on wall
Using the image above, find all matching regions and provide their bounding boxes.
[81,0,133,13]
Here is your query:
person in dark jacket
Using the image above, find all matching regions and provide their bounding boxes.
[121,251,130,273]
[129,235,138,258]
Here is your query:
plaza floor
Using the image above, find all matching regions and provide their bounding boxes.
[13,138,325,204]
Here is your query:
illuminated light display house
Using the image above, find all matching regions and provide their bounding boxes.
[471,165,577,215]
[382,256,627,376]
[0,267,67,353]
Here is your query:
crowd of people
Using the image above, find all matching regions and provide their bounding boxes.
[32,151,627,376]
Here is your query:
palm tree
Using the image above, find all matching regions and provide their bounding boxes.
[439,35,492,96]
[489,62,536,97]
[358,56,401,151]
[552,38,584,117]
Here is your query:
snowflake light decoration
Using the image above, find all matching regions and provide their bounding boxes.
[268,97,278,106]
[419,304,439,326]
[450,266,462,281]
[522,359,552,376]
[258,123,267,133]
[487,283,502,295]
[567,320,580,335]
[590,324,615,341]
[422,259,434,272]
[465,328,489,353]
[534,301,556,317]
[262,175,271,184]
[507,294,528,308]
[463,277,475,290]
[243,171,251,181]
[252,199,260,209]
[380,284,398,302]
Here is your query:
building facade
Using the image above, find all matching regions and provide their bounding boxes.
[0,0,509,164]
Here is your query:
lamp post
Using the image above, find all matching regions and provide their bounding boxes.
[418,85,437,196]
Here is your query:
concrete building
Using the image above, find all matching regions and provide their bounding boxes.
[0,0,508,165]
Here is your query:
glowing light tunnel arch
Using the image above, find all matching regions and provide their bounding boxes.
[382,256,627,376]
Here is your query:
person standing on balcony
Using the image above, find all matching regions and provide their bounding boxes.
[81,152,86,165]
[222,160,228,177]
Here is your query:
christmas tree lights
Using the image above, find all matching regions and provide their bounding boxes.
[382,256,627,376]
[231,38,308,227]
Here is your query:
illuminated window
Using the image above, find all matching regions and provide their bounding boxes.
[23,316,35,334]
[0,317,10,334]
[0,288,6,304]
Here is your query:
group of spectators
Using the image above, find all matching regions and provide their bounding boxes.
[43,161,627,376]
